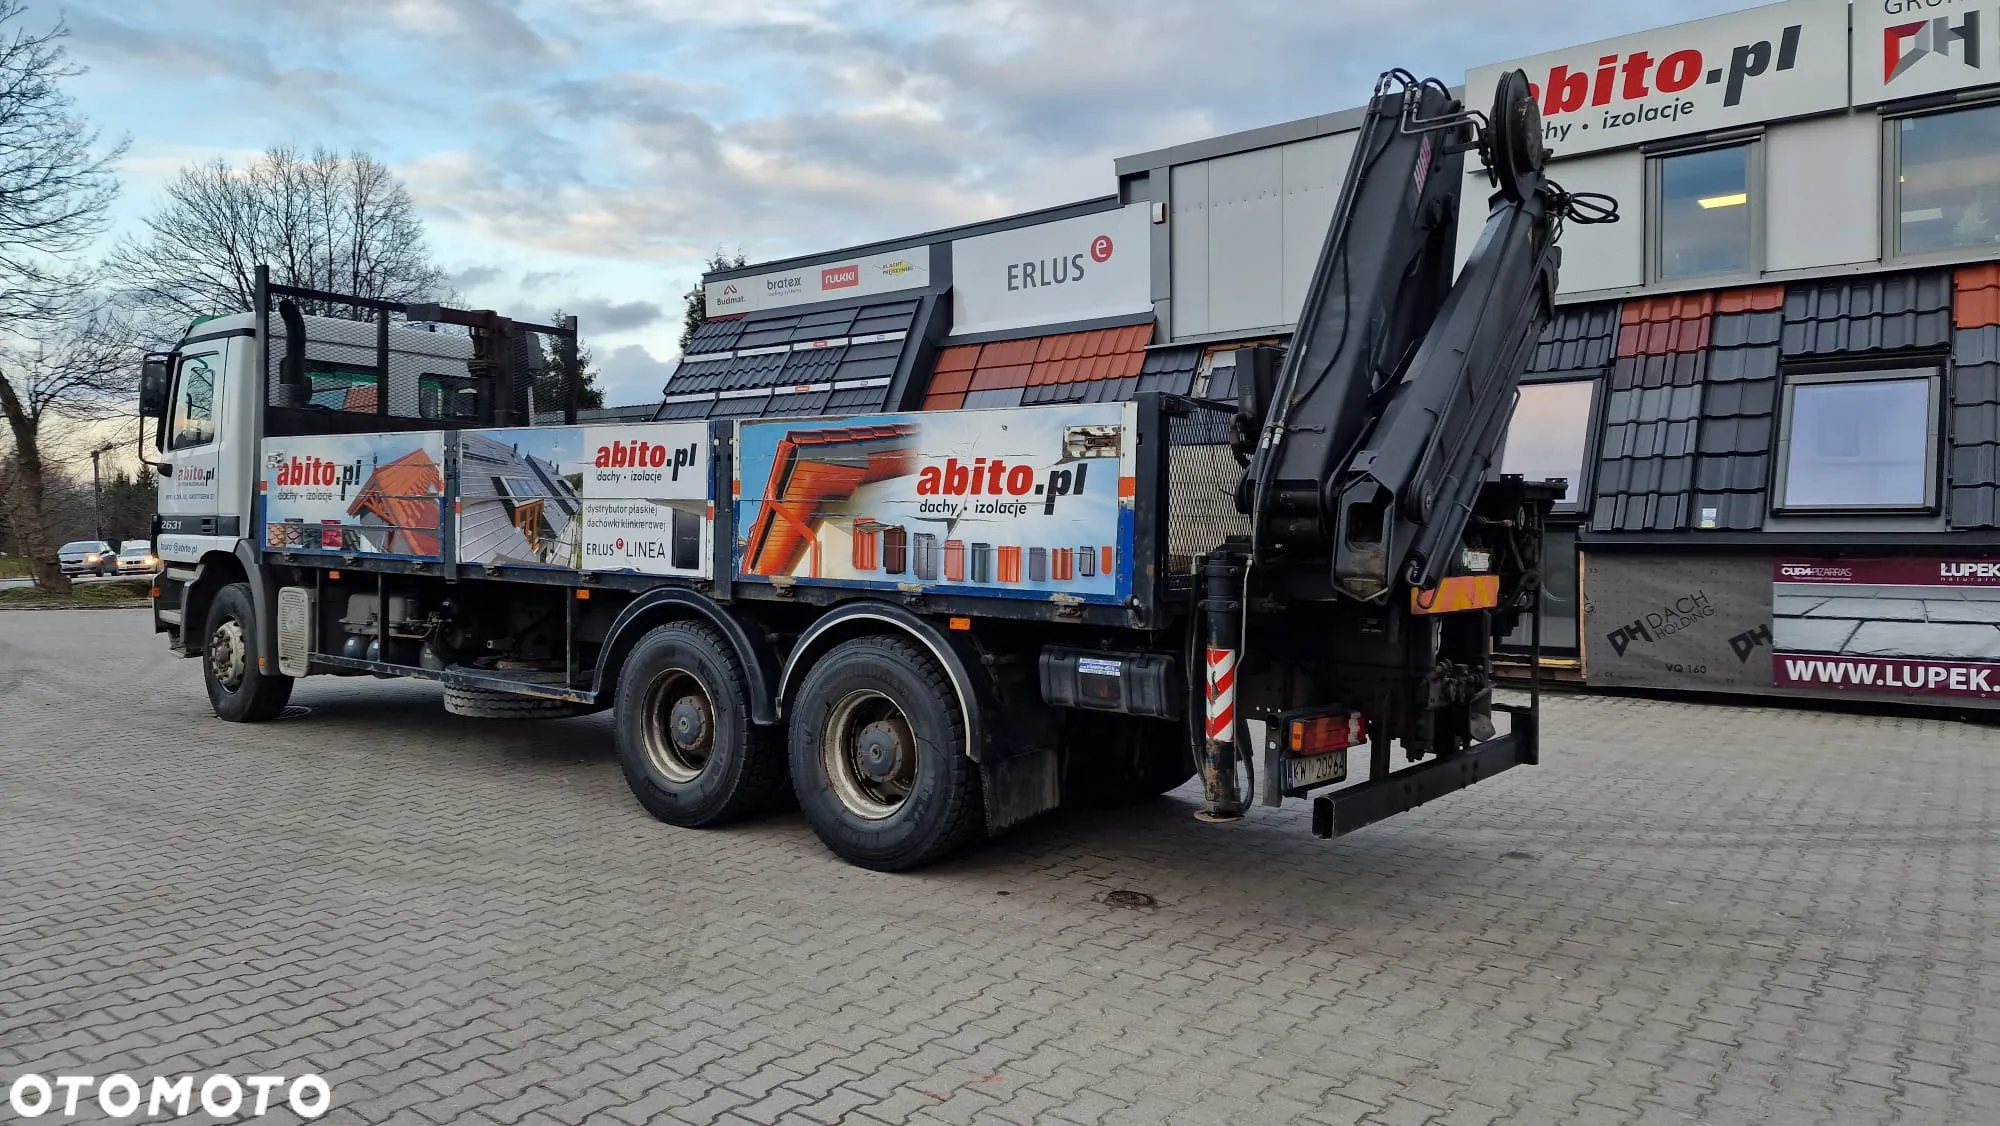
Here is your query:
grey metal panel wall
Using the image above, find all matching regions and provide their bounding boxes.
[1169,162,1211,338]
[1169,133,1355,340]
[1204,147,1285,335]
[1951,326,2000,529]
[1765,113,1881,273]
[1781,272,1954,356]
[1693,309,1783,531]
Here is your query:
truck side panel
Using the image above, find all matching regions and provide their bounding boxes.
[731,403,1139,607]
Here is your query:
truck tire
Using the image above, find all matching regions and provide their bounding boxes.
[443,685,586,719]
[202,582,294,722]
[615,621,785,827]
[788,635,984,871]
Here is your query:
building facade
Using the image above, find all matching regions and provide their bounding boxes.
[657,0,2000,710]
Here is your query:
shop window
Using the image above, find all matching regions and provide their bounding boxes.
[1650,143,1756,281]
[1500,379,1596,509]
[1773,369,1939,513]
[1892,103,2000,256]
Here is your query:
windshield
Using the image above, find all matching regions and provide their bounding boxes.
[123,543,152,554]
[59,542,106,553]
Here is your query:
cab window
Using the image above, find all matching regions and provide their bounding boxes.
[170,351,219,449]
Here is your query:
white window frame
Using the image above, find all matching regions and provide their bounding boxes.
[1770,366,1942,516]
[1646,137,1765,286]
[1881,95,2000,267]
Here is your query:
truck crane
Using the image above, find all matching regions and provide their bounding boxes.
[134,69,1612,870]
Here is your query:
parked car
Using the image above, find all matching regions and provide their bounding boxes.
[56,540,117,577]
[115,541,159,575]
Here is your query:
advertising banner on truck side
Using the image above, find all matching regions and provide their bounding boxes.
[732,403,1137,604]
[457,423,711,577]
[1772,558,2000,700]
[261,432,448,561]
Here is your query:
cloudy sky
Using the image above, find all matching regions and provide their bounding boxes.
[54,0,1756,404]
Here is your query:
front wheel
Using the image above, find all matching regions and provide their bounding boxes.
[788,636,984,871]
[202,581,294,722]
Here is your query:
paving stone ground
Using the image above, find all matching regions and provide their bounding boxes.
[4,608,1999,1126]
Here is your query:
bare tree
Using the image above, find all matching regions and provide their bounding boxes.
[0,1,121,326]
[0,300,139,590]
[108,146,448,329]
[0,2,125,590]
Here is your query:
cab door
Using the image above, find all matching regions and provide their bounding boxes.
[155,344,246,564]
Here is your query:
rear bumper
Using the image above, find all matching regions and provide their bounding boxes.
[1311,707,1538,839]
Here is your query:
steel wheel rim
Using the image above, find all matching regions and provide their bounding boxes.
[822,689,916,821]
[208,618,248,692]
[641,667,714,783]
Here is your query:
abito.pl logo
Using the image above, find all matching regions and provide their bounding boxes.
[6,1073,330,1120]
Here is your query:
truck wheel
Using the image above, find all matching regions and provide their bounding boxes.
[443,685,587,719]
[788,635,984,871]
[615,621,785,827]
[202,581,294,722]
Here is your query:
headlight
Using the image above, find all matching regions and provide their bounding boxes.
[84,554,99,563]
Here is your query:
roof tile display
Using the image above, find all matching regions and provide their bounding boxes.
[1529,306,1620,374]
[657,296,934,420]
[1951,325,2000,529]
[1781,271,1953,356]
[1690,294,1784,532]
[921,324,1150,410]
[1593,296,1710,532]
[1958,264,2000,331]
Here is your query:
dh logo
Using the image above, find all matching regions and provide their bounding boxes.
[1728,624,1772,664]
[1886,12,1981,83]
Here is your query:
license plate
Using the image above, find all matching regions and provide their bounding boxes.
[1284,748,1347,791]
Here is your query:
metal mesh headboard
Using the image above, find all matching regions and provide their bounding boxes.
[1162,396,1252,574]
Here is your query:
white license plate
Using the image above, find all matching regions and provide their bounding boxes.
[1285,749,1347,791]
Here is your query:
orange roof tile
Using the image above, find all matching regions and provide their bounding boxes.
[917,324,1155,406]
[1717,285,1784,314]
[1957,265,2000,330]
[934,344,981,373]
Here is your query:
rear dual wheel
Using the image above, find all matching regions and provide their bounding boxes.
[788,636,984,872]
[615,621,787,826]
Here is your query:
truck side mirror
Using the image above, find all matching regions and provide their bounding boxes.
[139,355,171,416]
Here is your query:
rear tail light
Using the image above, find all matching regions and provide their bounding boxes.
[1290,712,1367,755]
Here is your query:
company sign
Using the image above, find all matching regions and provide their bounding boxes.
[1854,0,2000,104]
[950,204,1152,337]
[1772,557,2000,701]
[1465,0,1849,157]
[701,246,931,318]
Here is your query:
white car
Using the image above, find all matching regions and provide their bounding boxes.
[115,541,159,575]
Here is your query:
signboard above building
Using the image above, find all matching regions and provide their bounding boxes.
[1466,0,1849,158]
[950,203,1152,337]
[703,245,932,316]
[1853,0,2000,105]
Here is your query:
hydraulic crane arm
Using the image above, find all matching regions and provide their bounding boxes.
[1240,70,1615,603]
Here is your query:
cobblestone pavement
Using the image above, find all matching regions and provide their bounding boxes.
[4,609,1999,1126]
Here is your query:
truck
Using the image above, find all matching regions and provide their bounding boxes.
[137,70,1614,870]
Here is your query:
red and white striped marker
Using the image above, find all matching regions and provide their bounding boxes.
[1205,647,1237,741]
